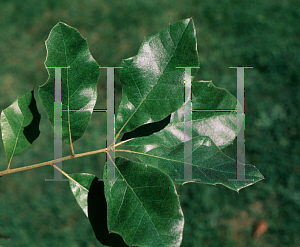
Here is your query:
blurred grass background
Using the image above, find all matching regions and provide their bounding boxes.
[0,0,299,246]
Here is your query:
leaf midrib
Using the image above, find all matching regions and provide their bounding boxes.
[115,149,262,193]
[115,149,240,175]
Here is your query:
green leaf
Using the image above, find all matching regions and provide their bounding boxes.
[104,157,184,247]
[69,173,96,217]
[116,18,199,138]
[1,90,41,165]
[39,22,100,144]
[118,136,263,192]
[123,80,243,150]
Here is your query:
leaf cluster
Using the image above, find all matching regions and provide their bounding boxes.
[0,18,263,246]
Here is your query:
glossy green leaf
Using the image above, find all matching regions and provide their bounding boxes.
[119,136,263,192]
[0,90,41,165]
[116,18,199,137]
[122,80,243,150]
[39,22,100,144]
[69,173,96,217]
[104,157,184,247]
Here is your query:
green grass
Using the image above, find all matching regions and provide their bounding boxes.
[0,0,299,246]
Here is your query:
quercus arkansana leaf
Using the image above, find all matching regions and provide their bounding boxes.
[104,157,184,247]
[115,18,199,138]
[122,80,243,150]
[0,90,40,165]
[39,22,100,144]
[69,173,96,217]
[119,136,263,192]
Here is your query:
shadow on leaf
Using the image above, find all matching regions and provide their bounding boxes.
[88,177,129,247]
[23,90,41,144]
[121,114,171,142]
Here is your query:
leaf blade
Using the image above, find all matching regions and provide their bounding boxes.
[119,135,263,192]
[116,18,199,138]
[39,22,100,144]
[104,157,184,247]
[1,90,41,165]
